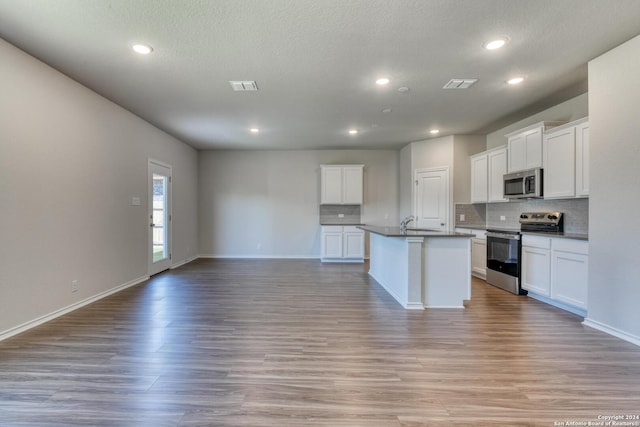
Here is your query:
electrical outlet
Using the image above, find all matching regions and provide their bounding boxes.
[500,215,506,221]
[256,243,261,250]
[384,213,389,220]
[71,280,79,293]
[338,213,345,218]
[459,214,465,222]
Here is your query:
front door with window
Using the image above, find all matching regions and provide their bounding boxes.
[149,160,172,275]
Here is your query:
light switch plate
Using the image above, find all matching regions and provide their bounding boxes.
[338,213,345,218]
[500,215,506,221]
[132,197,141,206]
[459,214,465,221]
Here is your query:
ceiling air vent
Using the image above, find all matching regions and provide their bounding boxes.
[229,81,258,91]
[443,78,478,89]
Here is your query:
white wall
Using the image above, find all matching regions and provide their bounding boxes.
[452,135,486,204]
[398,135,484,227]
[486,93,589,149]
[0,39,198,336]
[198,149,398,257]
[399,144,412,219]
[586,35,640,344]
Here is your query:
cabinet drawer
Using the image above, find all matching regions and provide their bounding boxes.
[322,225,343,233]
[522,235,551,249]
[552,238,588,255]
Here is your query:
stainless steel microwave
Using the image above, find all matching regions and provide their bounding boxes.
[503,168,543,199]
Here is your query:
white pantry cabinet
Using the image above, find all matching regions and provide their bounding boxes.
[543,117,589,199]
[320,165,364,205]
[321,226,364,262]
[506,121,565,172]
[470,146,507,203]
[521,234,588,314]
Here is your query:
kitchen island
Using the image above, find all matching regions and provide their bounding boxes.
[358,225,474,309]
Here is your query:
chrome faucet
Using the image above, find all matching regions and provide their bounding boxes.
[400,215,414,232]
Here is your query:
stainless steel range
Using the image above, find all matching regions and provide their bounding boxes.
[485,212,563,295]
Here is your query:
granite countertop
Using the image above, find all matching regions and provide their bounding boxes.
[521,231,589,241]
[454,225,487,230]
[455,224,588,241]
[358,225,474,238]
[320,222,365,226]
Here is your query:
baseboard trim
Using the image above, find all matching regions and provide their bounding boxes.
[171,256,198,269]
[198,254,319,259]
[526,292,587,318]
[582,318,640,347]
[367,271,409,309]
[0,275,149,342]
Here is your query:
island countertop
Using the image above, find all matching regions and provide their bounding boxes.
[358,225,474,238]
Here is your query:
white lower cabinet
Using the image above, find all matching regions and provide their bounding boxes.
[321,226,364,262]
[521,235,588,314]
[522,236,552,296]
[455,228,486,279]
[471,238,487,279]
[550,239,588,310]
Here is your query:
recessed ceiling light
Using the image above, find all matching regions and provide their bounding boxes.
[132,44,153,55]
[381,108,392,113]
[507,76,525,85]
[397,86,409,93]
[348,129,358,135]
[250,128,259,133]
[484,38,508,50]
[430,129,440,135]
[376,78,390,85]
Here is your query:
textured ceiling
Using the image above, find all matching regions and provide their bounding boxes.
[1,0,640,150]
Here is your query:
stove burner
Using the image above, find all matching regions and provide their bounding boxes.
[519,211,563,233]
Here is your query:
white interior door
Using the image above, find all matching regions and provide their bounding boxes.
[414,168,449,231]
[149,159,172,275]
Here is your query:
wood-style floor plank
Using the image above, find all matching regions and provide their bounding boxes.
[1,258,639,426]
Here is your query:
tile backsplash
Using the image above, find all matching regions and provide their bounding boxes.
[456,198,589,233]
[319,204,362,225]
[454,203,487,228]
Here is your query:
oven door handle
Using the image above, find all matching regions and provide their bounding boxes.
[486,232,520,240]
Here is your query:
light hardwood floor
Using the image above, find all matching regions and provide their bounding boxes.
[1,259,639,426]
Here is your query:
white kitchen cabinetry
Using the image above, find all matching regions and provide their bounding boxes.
[320,165,364,205]
[550,239,588,310]
[521,234,588,315]
[321,226,364,262]
[470,152,488,203]
[543,117,589,200]
[506,121,565,172]
[469,146,507,203]
[487,146,508,202]
[522,235,552,296]
[575,120,590,197]
[457,228,487,279]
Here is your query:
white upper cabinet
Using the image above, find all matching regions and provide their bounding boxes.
[506,121,565,172]
[342,166,364,204]
[469,146,507,203]
[544,126,576,198]
[320,165,364,205]
[575,120,590,197]
[487,146,508,203]
[543,117,589,200]
[470,152,488,203]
